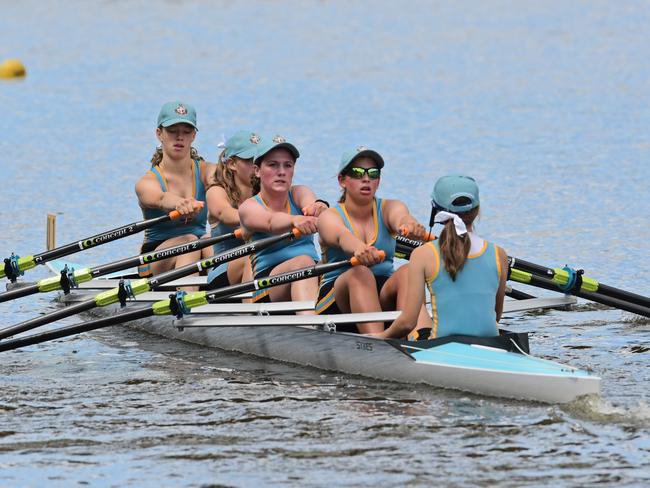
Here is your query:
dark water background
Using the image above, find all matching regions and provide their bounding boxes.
[1,1,649,486]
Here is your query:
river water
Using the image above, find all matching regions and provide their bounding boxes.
[1,0,649,486]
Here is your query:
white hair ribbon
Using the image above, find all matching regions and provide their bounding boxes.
[434,211,468,236]
[216,133,230,163]
[216,133,227,150]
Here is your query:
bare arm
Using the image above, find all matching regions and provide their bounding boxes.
[377,244,432,339]
[495,245,508,322]
[206,185,240,227]
[199,160,217,188]
[382,199,426,240]
[136,173,172,211]
[292,185,328,217]
[238,197,317,235]
[318,209,384,266]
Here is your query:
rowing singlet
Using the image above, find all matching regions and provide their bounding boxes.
[249,191,319,277]
[425,239,501,338]
[207,219,244,283]
[141,160,208,243]
[319,198,395,286]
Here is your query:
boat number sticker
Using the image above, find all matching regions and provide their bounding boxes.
[356,341,373,352]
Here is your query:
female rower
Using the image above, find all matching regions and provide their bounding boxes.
[238,135,327,306]
[316,147,430,334]
[376,174,508,340]
[205,131,260,288]
[135,101,214,276]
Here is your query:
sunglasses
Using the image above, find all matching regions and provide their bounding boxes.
[346,167,381,179]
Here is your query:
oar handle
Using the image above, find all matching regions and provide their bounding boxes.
[168,201,204,221]
[350,250,386,267]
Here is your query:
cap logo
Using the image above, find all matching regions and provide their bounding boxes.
[356,146,367,152]
[250,134,260,144]
[175,104,188,115]
[272,135,286,144]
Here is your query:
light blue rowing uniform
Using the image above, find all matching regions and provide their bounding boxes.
[316,198,395,313]
[207,220,244,284]
[250,191,319,302]
[141,160,208,244]
[425,239,502,338]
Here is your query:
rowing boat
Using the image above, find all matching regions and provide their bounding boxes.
[42,259,600,404]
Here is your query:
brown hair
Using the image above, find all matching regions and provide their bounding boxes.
[207,150,245,207]
[251,173,261,195]
[150,146,204,166]
[438,206,480,281]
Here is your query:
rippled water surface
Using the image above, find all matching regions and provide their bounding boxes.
[1,0,649,486]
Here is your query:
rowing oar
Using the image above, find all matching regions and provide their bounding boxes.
[1,210,185,282]
[0,229,300,341]
[509,257,650,310]
[0,252,381,353]
[509,268,650,318]
[0,229,242,304]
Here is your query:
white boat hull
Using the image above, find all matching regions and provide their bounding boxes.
[49,260,600,404]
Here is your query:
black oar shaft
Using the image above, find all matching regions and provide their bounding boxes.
[205,259,353,303]
[1,211,182,281]
[31,213,177,263]
[0,253,371,353]
[88,232,235,278]
[0,305,154,353]
[510,257,650,309]
[511,270,650,318]
[0,232,236,305]
[0,300,97,340]
[0,284,40,303]
[147,231,296,289]
[0,231,297,340]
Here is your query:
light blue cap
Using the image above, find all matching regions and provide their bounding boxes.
[253,134,300,164]
[431,175,480,213]
[224,131,262,160]
[338,146,385,174]
[157,101,197,129]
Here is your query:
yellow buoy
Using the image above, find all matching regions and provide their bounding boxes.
[0,59,27,79]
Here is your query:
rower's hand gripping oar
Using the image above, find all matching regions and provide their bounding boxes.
[0,229,300,341]
[0,229,243,304]
[0,252,385,353]
[1,209,187,282]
